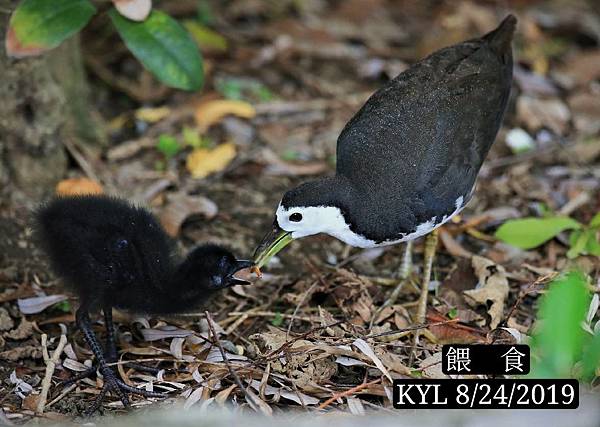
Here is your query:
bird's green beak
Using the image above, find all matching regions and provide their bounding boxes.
[253,221,293,268]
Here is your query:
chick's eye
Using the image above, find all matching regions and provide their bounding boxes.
[289,212,302,222]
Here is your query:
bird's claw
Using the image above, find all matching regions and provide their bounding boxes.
[77,365,166,416]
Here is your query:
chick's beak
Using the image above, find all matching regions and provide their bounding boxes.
[225,260,256,287]
[253,220,293,268]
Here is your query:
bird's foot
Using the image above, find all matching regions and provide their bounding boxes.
[85,365,165,416]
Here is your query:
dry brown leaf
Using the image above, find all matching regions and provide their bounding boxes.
[439,229,473,258]
[0,308,14,332]
[194,100,256,132]
[0,345,42,361]
[4,318,34,340]
[419,352,447,379]
[186,143,237,179]
[56,178,103,196]
[159,193,218,236]
[352,338,392,381]
[426,308,487,344]
[516,96,570,135]
[112,0,152,21]
[464,256,510,329]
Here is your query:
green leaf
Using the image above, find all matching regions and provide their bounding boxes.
[182,20,227,52]
[109,9,203,91]
[495,216,581,250]
[271,312,284,327]
[581,333,600,381]
[157,134,181,158]
[53,300,72,313]
[589,212,600,228]
[585,231,600,256]
[7,0,96,57]
[567,229,588,259]
[530,271,590,378]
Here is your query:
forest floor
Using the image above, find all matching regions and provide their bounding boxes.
[1,0,600,423]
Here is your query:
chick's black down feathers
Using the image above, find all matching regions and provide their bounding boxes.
[36,195,249,314]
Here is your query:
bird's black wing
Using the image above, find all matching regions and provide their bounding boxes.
[336,17,514,225]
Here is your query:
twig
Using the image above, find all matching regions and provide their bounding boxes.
[318,378,381,410]
[287,281,318,338]
[45,383,77,409]
[37,333,68,414]
[204,311,262,414]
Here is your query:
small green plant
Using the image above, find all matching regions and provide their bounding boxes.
[156,134,181,159]
[496,213,600,258]
[6,0,204,91]
[529,271,599,381]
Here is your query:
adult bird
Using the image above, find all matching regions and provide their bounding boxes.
[36,195,254,414]
[254,15,516,341]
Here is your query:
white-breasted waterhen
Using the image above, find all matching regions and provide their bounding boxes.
[253,15,516,348]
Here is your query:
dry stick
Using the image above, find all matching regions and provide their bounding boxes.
[204,311,262,414]
[286,281,318,339]
[37,333,68,414]
[318,378,382,410]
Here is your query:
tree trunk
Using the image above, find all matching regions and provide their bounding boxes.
[0,0,105,207]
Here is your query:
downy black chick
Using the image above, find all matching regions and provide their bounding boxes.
[36,195,254,414]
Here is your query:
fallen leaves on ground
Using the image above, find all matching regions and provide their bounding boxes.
[186,142,237,179]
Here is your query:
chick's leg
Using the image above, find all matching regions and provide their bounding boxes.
[76,308,164,415]
[103,307,168,375]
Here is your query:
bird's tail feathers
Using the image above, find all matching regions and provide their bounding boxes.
[483,14,517,54]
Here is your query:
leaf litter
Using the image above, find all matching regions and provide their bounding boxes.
[2,0,600,420]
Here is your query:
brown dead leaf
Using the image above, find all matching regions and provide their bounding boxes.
[112,0,152,21]
[516,96,571,135]
[194,100,256,132]
[556,50,600,88]
[56,178,103,196]
[464,256,510,329]
[4,318,34,340]
[22,393,40,412]
[0,345,42,361]
[419,352,446,379]
[568,91,600,135]
[159,193,218,236]
[0,308,14,332]
[439,229,473,258]
[186,143,237,179]
[426,309,487,344]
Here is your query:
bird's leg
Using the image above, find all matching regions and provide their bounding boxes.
[103,307,170,375]
[409,229,439,365]
[103,306,118,363]
[63,306,120,386]
[370,241,413,328]
[75,308,164,416]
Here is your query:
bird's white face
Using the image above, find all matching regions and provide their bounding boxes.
[276,204,347,239]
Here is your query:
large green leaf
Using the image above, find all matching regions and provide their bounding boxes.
[109,9,203,91]
[530,271,590,378]
[495,216,581,250]
[6,0,96,57]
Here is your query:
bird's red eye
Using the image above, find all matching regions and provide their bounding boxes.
[289,213,302,222]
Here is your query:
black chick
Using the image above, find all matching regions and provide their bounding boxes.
[35,195,253,414]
